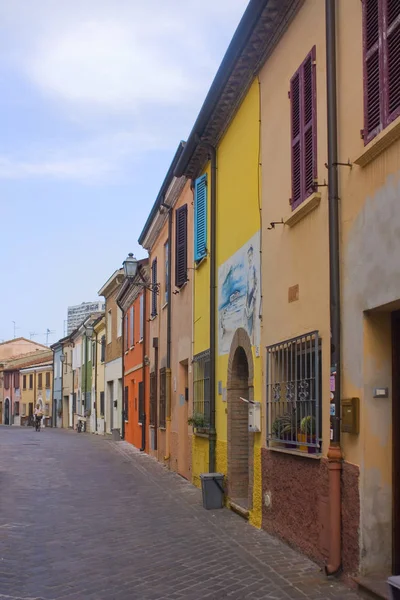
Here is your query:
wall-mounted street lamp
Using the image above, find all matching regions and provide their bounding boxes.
[60,353,72,368]
[123,253,160,294]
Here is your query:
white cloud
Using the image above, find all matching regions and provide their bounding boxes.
[0,0,249,182]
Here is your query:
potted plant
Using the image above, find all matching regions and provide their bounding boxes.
[298,415,317,453]
[188,412,208,433]
[271,413,296,448]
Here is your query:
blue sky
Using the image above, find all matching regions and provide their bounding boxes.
[0,0,249,346]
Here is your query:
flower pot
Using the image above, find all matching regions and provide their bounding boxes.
[298,432,317,453]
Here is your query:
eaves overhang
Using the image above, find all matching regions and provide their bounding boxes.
[174,0,303,180]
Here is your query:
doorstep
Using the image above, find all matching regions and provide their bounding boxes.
[229,499,250,521]
[354,576,390,600]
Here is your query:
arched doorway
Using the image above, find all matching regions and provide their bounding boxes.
[4,398,10,425]
[227,328,254,511]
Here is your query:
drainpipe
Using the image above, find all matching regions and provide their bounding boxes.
[325,0,342,576]
[141,285,147,452]
[94,332,98,433]
[116,297,125,441]
[195,137,217,473]
[161,200,172,461]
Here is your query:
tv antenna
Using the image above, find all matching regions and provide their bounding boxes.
[12,321,20,338]
[46,329,56,346]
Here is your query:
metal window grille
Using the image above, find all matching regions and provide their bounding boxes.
[138,381,144,424]
[159,367,166,428]
[124,386,129,421]
[193,350,211,428]
[100,391,105,416]
[266,331,321,452]
[150,372,156,426]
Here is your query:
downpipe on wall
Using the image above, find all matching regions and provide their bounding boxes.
[195,136,217,474]
[325,0,343,577]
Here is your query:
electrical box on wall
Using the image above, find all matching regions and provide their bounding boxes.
[341,397,359,434]
[248,402,261,433]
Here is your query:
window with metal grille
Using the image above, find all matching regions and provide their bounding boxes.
[192,350,211,429]
[159,367,166,428]
[151,258,158,317]
[150,371,156,426]
[138,381,144,424]
[38,373,43,389]
[266,331,321,453]
[175,204,188,287]
[72,393,77,413]
[290,47,317,210]
[124,386,129,421]
[100,391,105,416]
[45,372,50,388]
[363,0,400,143]
[194,175,207,262]
[23,375,26,390]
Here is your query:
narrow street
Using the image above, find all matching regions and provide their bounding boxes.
[0,427,362,600]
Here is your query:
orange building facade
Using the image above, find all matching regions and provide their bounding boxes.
[118,260,150,452]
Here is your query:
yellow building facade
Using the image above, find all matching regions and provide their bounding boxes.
[20,362,53,426]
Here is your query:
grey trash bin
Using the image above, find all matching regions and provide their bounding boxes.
[111,428,121,441]
[200,473,225,510]
[388,576,400,599]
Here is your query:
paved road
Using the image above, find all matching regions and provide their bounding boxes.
[0,427,363,600]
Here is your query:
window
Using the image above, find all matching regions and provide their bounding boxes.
[100,391,105,416]
[130,306,134,347]
[23,375,26,390]
[14,372,20,389]
[175,204,188,287]
[100,336,106,363]
[164,241,169,303]
[290,47,317,210]
[139,294,144,340]
[14,401,19,416]
[73,393,77,413]
[38,373,43,389]
[87,339,92,362]
[29,374,33,390]
[266,331,321,453]
[151,258,158,317]
[193,350,211,428]
[138,381,144,424]
[21,404,26,417]
[150,371,156,426]
[4,373,10,389]
[124,314,129,351]
[194,174,207,262]
[45,372,50,389]
[159,367,166,428]
[107,310,112,344]
[363,0,400,143]
[117,306,122,338]
[124,386,129,421]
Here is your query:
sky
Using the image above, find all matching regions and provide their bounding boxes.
[0,0,249,347]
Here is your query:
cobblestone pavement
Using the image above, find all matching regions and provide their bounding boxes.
[0,427,363,600]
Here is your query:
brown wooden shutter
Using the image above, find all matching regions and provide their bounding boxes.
[23,375,27,390]
[175,204,188,288]
[150,371,156,426]
[14,372,20,389]
[363,0,381,140]
[38,373,42,389]
[151,258,157,317]
[290,47,316,209]
[159,367,166,428]
[138,381,144,424]
[386,0,400,122]
[45,372,50,388]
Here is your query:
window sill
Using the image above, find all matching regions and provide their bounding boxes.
[194,256,207,269]
[284,192,321,227]
[158,426,166,432]
[194,431,209,439]
[268,445,322,460]
[355,115,400,167]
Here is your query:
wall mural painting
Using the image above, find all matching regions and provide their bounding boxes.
[218,231,261,355]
